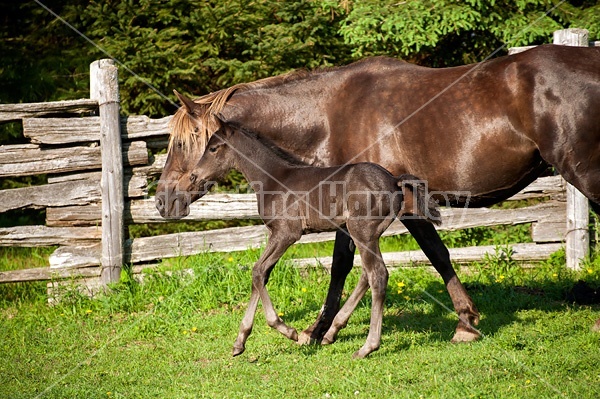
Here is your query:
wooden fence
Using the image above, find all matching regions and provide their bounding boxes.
[0,29,596,293]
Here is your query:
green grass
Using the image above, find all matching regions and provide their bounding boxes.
[0,247,55,303]
[1,244,599,399]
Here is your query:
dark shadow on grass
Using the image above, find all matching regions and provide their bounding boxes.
[284,278,600,354]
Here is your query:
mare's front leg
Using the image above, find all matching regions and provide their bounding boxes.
[233,231,299,356]
[298,229,356,344]
[403,218,480,342]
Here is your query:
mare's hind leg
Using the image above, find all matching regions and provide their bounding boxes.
[403,218,481,342]
[232,232,299,356]
[298,229,356,344]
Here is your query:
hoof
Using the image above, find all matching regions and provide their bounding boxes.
[451,327,481,343]
[321,334,335,346]
[352,345,378,359]
[232,344,246,357]
[297,331,318,345]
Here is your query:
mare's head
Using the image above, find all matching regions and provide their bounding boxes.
[155,90,223,218]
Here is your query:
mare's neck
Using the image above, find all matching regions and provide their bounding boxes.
[229,131,297,187]
[219,76,342,165]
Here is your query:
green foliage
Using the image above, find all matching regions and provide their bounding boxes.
[0,1,93,104]
[327,0,600,65]
[53,0,352,116]
[2,0,598,116]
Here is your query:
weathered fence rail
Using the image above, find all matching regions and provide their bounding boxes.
[0,29,596,291]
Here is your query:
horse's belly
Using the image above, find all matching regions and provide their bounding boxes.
[362,121,545,207]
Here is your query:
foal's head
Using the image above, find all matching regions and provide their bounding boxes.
[190,127,238,197]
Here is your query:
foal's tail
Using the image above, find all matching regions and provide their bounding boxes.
[396,174,441,226]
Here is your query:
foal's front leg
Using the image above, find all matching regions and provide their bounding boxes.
[232,232,299,356]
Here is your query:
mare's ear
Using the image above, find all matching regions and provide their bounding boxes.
[174,90,199,115]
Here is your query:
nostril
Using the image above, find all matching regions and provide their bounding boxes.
[190,173,197,184]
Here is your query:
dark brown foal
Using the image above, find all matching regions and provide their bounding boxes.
[188,124,440,358]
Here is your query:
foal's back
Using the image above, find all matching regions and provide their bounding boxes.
[264,162,402,233]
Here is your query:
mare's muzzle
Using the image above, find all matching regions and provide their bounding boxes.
[155,181,214,219]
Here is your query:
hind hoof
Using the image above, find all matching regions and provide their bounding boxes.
[451,326,481,343]
[232,344,246,357]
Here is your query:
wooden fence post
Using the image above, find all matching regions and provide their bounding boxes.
[553,29,590,270]
[90,59,124,285]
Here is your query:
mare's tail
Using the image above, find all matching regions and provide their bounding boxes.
[396,174,441,226]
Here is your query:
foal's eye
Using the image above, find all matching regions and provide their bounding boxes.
[208,146,217,153]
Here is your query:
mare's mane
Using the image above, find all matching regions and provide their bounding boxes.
[169,69,315,152]
[168,57,396,152]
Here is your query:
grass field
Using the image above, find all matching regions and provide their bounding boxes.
[1,228,599,398]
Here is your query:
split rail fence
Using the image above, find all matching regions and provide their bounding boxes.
[0,29,596,294]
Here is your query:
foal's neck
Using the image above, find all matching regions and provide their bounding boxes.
[229,130,301,187]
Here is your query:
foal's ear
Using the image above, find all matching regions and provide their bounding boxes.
[174,90,200,115]
[219,124,236,138]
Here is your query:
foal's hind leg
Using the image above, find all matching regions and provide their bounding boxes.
[352,240,389,358]
[233,232,299,356]
[403,218,480,342]
[321,273,369,345]
[322,236,389,359]
[299,229,356,344]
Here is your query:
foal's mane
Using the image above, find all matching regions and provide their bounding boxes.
[233,126,307,167]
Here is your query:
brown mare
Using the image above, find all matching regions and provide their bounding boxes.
[156,44,600,343]
[186,123,440,357]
